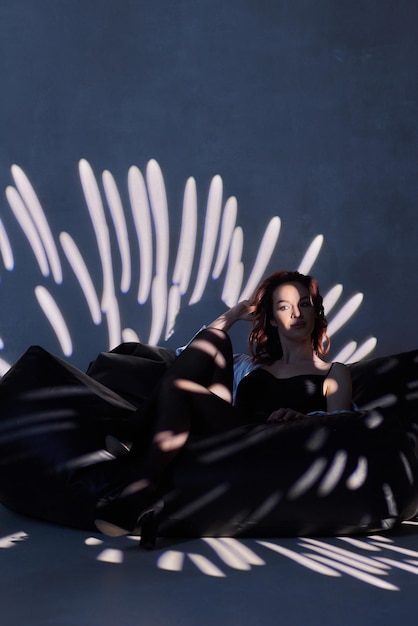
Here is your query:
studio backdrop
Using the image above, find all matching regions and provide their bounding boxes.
[0,0,417,374]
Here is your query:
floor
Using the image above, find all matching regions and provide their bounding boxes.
[1,504,418,625]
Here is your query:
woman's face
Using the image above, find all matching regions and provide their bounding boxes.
[270,282,316,342]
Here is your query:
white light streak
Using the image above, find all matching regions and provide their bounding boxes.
[238,216,281,301]
[365,411,384,429]
[59,232,101,325]
[0,219,14,270]
[0,357,10,376]
[165,284,181,340]
[344,337,378,363]
[399,452,414,484]
[57,449,113,471]
[298,543,388,575]
[327,293,364,337]
[217,538,265,566]
[96,549,124,564]
[369,534,394,543]
[406,390,418,401]
[297,234,324,275]
[6,186,50,276]
[79,159,113,307]
[301,538,389,570]
[158,550,185,572]
[0,531,29,549]
[337,536,383,552]
[147,159,169,278]
[203,538,252,571]
[105,295,122,350]
[121,327,141,343]
[317,450,348,496]
[85,537,103,546]
[376,557,418,576]
[79,159,121,348]
[287,458,328,500]
[147,160,169,344]
[212,196,237,279]
[34,286,72,356]
[167,177,198,337]
[11,165,63,284]
[369,542,418,558]
[346,456,368,490]
[128,166,153,304]
[304,427,329,452]
[303,554,398,591]
[332,341,358,363]
[359,394,397,411]
[187,553,226,577]
[102,170,131,293]
[249,491,283,524]
[257,541,341,577]
[382,483,398,517]
[189,175,223,305]
[322,284,343,316]
[172,177,197,294]
[221,227,244,306]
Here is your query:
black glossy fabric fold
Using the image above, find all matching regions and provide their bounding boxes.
[86,342,176,408]
[235,368,328,423]
[0,343,417,538]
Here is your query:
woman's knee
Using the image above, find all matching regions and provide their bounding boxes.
[189,329,232,367]
[199,327,232,347]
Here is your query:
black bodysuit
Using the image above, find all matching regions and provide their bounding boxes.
[235,366,332,424]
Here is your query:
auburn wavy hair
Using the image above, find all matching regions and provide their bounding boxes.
[249,270,329,363]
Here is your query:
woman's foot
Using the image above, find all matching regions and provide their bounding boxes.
[95,479,163,538]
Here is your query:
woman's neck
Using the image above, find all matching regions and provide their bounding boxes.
[264,345,328,378]
[279,340,317,365]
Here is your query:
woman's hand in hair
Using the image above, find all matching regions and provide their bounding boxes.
[209,300,255,331]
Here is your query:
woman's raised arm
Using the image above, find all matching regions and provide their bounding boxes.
[325,362,353,412]
[208,300,255,332]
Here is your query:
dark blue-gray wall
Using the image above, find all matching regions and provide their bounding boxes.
[0,0,417,370]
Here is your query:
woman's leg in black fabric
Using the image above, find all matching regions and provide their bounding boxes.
[131,327,236,476]
[162,327,234,400]
[140,373,241,485]
[121,327,235,449]
[95,328,237,535]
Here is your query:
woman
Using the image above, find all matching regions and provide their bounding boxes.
[234,270,352,423]
[94,270,352,538]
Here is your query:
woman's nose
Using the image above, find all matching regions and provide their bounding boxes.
[292,306,302,318]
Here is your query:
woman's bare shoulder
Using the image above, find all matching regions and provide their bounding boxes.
[329,362,351,377]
